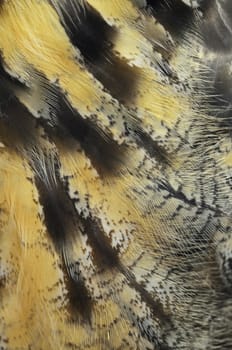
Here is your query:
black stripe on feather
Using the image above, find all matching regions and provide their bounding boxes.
[146,0,195,37]
[53,1,116,64]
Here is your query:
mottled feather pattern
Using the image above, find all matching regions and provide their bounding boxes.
[0,0,231,349]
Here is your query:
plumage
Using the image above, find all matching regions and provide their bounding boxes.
[0,0,232,349]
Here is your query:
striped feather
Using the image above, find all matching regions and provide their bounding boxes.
[0,1,231,349]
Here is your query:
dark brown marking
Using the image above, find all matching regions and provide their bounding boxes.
[63,258,93,324]
[81,216,120,269]
[89,56,140,106]
[135,129,171,166]
[33,154,93,322]
[55,97,128,176]
[146,0,195,38]
[53,1,140,105]
[54,1,116,63]
[119,264,170,325]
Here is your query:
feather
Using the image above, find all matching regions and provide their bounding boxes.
[0,0,232,349]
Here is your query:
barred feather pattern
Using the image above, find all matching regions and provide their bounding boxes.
[0,0,232,349]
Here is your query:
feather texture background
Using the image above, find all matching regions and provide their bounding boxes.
[0,0,232,349]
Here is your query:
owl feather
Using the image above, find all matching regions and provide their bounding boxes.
[0,1,232,349]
